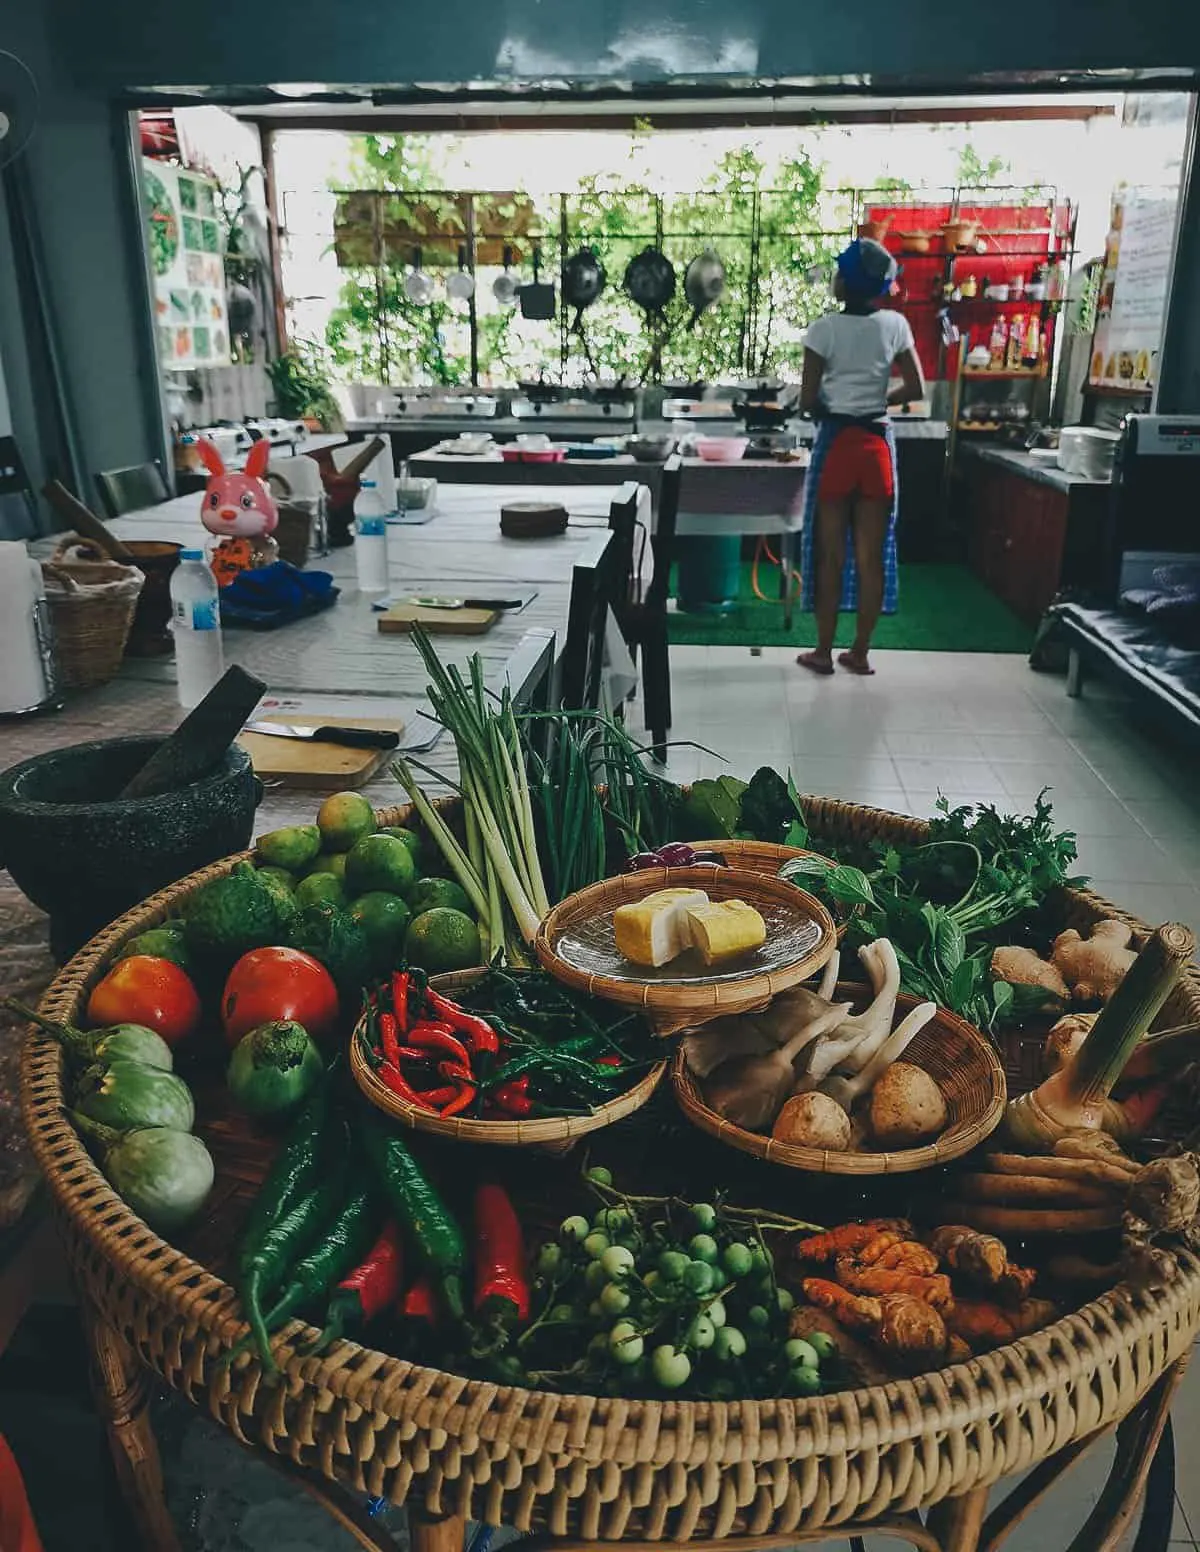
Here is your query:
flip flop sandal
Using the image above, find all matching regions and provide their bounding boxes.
[796,652,835,676]
[838,652,876,676]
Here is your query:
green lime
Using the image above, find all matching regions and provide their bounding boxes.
[345,833,418,897]
[294,871,346,910]
[404,908,482,974]
[350,891,412,969]
[256,823,322,872]
[305,851,348,884]
[316,791,377,853]
[407,876,472,918]
[378,828,424,866]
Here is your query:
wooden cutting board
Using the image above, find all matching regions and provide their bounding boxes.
[377,602,498,635]
[237,716,405,790]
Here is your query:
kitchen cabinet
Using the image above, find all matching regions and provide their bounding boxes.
[960,445,1110,625]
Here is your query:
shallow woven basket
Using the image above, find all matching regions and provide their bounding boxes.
[42,556,144,690]
[19,794,1200,1539]
[534,864,837,1035]
[673,990,1006,1175]
[350,967,667,1145]
[689,837,856,940]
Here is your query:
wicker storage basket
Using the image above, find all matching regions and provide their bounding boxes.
[350,967,667,1145]
[19,796,1200,1541]
[41,551,143,690]
[672,989,1006,1174]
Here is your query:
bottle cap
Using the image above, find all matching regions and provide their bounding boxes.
[180,549,203,561]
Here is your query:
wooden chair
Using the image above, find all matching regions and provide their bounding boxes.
[619,455,679,762]
[560,527,624,715]
[95,462,170,520]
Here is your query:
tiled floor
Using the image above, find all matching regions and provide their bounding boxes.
[642,645,1200,1550]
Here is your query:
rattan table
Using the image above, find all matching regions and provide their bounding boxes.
[20,797,1200,1552]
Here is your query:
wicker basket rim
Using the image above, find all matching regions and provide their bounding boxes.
[19,795,1200,1452]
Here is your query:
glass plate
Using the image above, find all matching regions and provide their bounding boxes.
[553,899,825,988]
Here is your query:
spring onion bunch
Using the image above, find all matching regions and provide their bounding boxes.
[393,630,550,955]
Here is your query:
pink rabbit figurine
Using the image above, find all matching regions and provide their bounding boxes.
[197,436,279,586]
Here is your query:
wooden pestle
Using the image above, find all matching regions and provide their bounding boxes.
[42,480,137,563]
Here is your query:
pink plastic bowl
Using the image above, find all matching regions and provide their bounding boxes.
[695,437,749,462]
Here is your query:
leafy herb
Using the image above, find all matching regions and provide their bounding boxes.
[677,775,749,840]
[739,768,810,847]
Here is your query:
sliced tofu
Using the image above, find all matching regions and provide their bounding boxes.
[613,888,710,968]
[684,899,767,966]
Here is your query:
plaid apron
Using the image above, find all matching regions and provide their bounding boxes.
[800,417,900,616]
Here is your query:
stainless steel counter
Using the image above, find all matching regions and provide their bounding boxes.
[959,442,1112,495]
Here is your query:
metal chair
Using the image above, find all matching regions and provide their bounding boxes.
[95,462,170,519]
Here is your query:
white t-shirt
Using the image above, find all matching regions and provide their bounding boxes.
[804,309,916,418]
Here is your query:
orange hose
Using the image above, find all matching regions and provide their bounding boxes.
[751,536,801,603]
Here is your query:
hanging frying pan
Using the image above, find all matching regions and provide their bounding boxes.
[518,246,556,321]
[562,246,606,322]
[493,244,519,306]
[624,246,676,314]
[683,248,726,326]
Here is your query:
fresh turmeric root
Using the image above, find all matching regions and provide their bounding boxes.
[800,1278,948,1370]
[859,1238,940,1275]
[946,1296,1059,1351]
[833,1255,954,1311]
[794,1220,911,1264]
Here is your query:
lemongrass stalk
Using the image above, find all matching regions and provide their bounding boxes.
[504,701,550,917]
[390,761,489,921]
[487,720,541,906]
[485,853,504,963]
[460,766,541,941]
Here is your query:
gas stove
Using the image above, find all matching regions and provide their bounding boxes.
[385,391,498,418]
[510,395,635,422]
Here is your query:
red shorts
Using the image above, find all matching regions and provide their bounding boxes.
[817,427,894,500]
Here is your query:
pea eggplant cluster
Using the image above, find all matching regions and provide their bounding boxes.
[359,967,661,1121]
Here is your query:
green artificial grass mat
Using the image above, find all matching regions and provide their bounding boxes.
[668,562,1034,653]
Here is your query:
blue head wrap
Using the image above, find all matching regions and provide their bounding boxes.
[836,238,897,299]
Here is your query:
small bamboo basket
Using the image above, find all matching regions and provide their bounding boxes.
[689,838,856,941]
[672,989,1006,1175]
[349,968,667,1146]
[535,865,837,1035]
[41,552,144,690]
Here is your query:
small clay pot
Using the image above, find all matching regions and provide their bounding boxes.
[0,736,261,960]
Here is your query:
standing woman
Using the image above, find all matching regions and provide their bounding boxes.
[797,238,925,676]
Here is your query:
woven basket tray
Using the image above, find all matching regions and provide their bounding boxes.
[19,796,1200,1541]
[672,989,1006,1174]
[42,555,144,690]
[535,864,837,1035]
[350,968,667,1146]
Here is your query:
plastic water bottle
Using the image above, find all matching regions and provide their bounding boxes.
[354,508,390,593]
[170,550,224,708]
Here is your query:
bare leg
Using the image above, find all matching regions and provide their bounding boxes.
[839,496,889,674]
[798,498,850,675]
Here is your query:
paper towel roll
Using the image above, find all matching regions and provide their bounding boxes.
[0,541,53,714]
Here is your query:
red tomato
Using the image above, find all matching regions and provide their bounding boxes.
[221,947,339,1047]
[87,955,202,1047]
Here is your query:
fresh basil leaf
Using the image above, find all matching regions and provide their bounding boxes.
[779,854,832,881]
[783,819,809,848]
[949,958,982,1010]
[934,916,966,976]
[825,865,877,908]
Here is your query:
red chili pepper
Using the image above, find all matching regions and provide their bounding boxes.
[395,1044,439,1063]
[422,988,500,1055]
[309,1222,404,1351]
[472,1182,530,1323]
[437,1059,474,1084]
[379,1011,402,1068]
[378,1063,437,1112]
[440,1083,478,1119]
[492,1076,534,1118]
[414,1083,459,1109]
[392,971,411,1035]
[401,1274,437,1323]
[596,1054,623,1067]
[408,1021,472,1068]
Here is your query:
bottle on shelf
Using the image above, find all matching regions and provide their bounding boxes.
[988,315,1009,369]
[1011,274,1026,302]
[170,550,224,709]
[1006,313,1025,371]
[1022,314,1041,369]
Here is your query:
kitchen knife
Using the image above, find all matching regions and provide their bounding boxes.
[410,595,527,611]
[246,721,400,750]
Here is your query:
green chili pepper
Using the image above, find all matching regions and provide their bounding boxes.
[227,1181,380,1372]
[235,1088,330,1277]
[361,1116,466,1320]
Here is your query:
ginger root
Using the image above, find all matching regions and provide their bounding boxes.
[1042,1012,1097,1076]
[927,1224,1037,1304]
[991,945,1069,1001]
[1052,919,1138,1005]
[946,1296,1058,1351]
